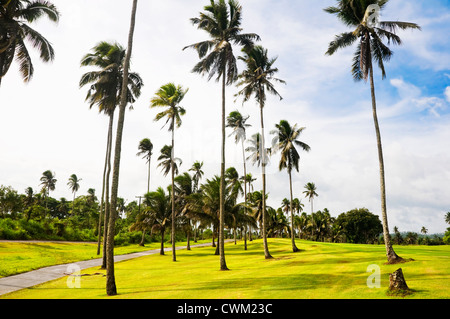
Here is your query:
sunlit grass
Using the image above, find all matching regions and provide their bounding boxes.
[2,239,449,299]
[0,240,209,278]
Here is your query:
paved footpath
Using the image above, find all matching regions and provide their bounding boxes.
[0,241,225,296]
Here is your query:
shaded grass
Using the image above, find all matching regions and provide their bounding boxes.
[1,239,449,299]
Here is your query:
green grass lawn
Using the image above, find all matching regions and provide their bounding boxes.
[1,238,449,299]
[0,240,208,278]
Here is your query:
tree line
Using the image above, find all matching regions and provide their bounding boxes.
[1,180,448,247]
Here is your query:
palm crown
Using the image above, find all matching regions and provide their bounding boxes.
[236,45,285,107]
[324,0,421,81]
[183,0,260,84]
[150,83,188,131]
[80,41,143,116]
[226,110,250,143]
[271,120,311,174]
[0,0,60,83]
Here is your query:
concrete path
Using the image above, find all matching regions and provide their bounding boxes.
[0,241,225,296]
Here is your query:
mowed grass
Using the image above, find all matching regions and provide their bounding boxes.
[1,239,449,299]
[0,240,204,278]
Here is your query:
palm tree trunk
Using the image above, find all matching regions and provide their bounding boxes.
[244,226,247,250]
[147,156,151,194]
[241,139,248,250]
[106,0,138,296]
[187,224,191,251]
[289,171,299,252]
[369,65,402,264]
[160,228,165,255]
[259,103,272,259]
[102,112,114,268]
[219,65,229,270]
[97,116,112,255]
[171,125,176,262]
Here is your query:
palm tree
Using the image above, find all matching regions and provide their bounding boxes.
[67,174,81,200]
[292,198,304,216]
[67,174,82,213]
[80,41,143,258]
[143,187,172,255]
[137,138,153,193]
[189,161,204,193]
[106,0,139,296]
[236,45,285,259]
[227,110,251,226]
[39,170,56,215]
[324,0,420,264]
[420,227,428,235]
[184,0,259,270]
[151,82,188,262]
[174,172,196,249]
[445,212,450,225]
[0,0,60,84]
[303,182,318,214]
[271,119,310,252]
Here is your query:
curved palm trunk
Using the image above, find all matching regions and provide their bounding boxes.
[219,68,229,270]
[369,64,402,264]
[106,0,138,296]
[241,139,248,250]
[171,126,176,262]
[97,114,113,256]
[288,171,299,252]
[102,112,114,268]
[259,103,272,259]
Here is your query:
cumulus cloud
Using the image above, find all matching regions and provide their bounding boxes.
[445,86,450,103]
[388,78,448,118]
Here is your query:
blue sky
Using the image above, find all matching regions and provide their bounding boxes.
[0,0,449,233]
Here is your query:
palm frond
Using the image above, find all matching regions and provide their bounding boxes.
[14,37,33,82]
[370,32,392,79]
[20,1,60,23]
[21,23,54,62]
[325,32,358,56]
[379,21,421,33]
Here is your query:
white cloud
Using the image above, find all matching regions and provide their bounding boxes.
[445,86,450,103]
[388,78,448,118]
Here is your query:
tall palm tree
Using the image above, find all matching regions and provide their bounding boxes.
[324,0,420,264]
[236,45,285,259]
[174,172,196,249]
[106,0,139,296]
[0,0,60,84]
[39,170,56,215]
[446,212,450,225]
[271,120,310,252]
[303,182,318,213]
[189,161,204,193]
[80,41,143,258]
[184,0,259,270]
[151,82,188,262]
[137,138,153,193]
[227,110,251,224]
[67,174,82,212]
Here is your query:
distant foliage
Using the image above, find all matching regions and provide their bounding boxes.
[335,208,383,244]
